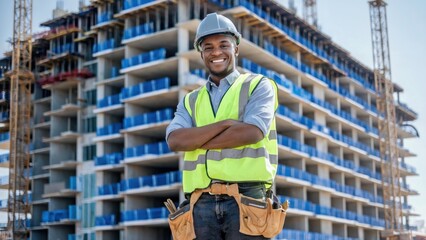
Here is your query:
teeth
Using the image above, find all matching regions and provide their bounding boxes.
[212,59,225,63]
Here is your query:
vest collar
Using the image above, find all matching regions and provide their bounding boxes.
[206,70,241,91]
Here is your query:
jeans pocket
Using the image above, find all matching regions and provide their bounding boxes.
[239,184,265,199]
[168,203,196,240]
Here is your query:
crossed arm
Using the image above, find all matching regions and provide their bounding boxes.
[167,120,263,152]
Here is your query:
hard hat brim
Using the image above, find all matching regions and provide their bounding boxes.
[194,31,241,51]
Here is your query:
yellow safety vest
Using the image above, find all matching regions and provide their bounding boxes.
[182,73,278,193]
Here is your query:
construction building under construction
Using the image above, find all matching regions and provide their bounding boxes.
[0,0,422,239]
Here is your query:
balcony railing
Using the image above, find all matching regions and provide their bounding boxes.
[120,207,168,222]
[277,164,383,204]
[400,161,416,174]
[0,132,9,142]
[41,205,78,223]
[281,196,385,227]
[98,183,120,196]
[121,48,166,69]
[278,132,381,181]
[50,43,78,56]
[190,69,208,80]
[97,11,113,24]
[121,77,170,99]
[95,152,124,166]
[44,177,79,195]
[93,39,120,53]
[96,123,122,137]
[97,93,122,109]
[0,112,9,122]
[123,108,173,129]
[278,105,380,158]
[43,25,79,40]
[120,171,181,192]
[242,57,381,119]
[259,64,379,135]
[123,22,154,40]
[0,153,8,164]
[125,141,170,159]
[110,67,120,78]
[38,69,94,86]
[397,101,418,117]
[95,214,117,226]
[277,229,359,240]
[123,0,156,10]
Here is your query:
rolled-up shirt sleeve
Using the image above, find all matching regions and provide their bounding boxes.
[243,78,276,137]
[166,96,193,142]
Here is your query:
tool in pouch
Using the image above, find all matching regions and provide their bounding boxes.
[164,183,289,240]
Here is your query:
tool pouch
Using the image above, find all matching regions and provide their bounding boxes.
[238,195,287,238]
[168,202,196,240]
[263,197,287,238]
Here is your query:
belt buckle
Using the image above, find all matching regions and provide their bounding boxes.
[208,182,229,195]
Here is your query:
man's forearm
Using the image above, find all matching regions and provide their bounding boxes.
[201,122,263,149]
[167,120,238,151]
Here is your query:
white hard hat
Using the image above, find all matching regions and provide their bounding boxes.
[194,13,241,52]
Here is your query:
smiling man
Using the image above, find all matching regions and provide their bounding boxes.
[166,13,285,240]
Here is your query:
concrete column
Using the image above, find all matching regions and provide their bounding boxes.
[320,220,333,235]
[312,84,325,101]
[178,0,190,22]
[294,74,302,88]
[176,25,191,204]
[177,27,190,95]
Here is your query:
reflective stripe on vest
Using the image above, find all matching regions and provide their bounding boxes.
[182,73,278,193]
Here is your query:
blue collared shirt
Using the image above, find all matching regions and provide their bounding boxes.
[166,70,276,140]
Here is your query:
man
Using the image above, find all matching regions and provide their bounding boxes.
[166,13,282,240]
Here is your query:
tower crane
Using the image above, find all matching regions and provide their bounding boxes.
[3,0,33,239]
[302,0,318,28]
[369,0,410,239]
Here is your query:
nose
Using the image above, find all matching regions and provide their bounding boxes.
[210,47,223,56]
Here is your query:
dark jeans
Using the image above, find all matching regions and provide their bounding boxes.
[192,183,270,240]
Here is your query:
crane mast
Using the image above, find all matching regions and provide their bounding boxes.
[302,0,318,27]
[6,0,33,239]
[369,1,409,239]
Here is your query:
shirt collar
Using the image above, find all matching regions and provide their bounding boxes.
[206,70,241,90]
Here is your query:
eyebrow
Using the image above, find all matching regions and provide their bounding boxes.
[202,40,233,46]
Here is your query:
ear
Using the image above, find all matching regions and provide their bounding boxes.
[235,46,239,57]
[200,51,204,60]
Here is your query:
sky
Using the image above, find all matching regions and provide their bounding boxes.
[0,0,425,226]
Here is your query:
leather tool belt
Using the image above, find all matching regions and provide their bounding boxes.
[165,183,288,240]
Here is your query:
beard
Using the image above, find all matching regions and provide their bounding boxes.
[208,64,234,79]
